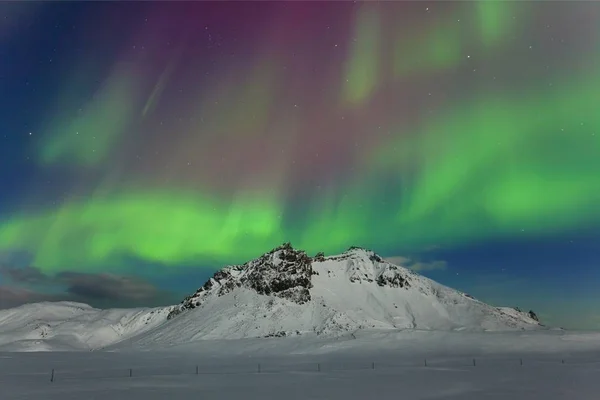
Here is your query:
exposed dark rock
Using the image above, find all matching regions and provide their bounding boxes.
[264,331,287,338]
[376,273,409,288]
[263,330,301,338]
[168,243,313,320]
[528,310,539,322]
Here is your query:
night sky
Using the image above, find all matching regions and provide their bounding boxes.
[1,2,599,329]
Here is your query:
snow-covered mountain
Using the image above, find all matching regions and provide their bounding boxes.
[157,243,540,341]
[0,243,541,351]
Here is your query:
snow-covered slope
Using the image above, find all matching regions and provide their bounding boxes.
[0,243,542,351]
[138,244,540,346]
[0,301,169,351]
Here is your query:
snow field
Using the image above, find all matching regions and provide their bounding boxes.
[1,347,599,400]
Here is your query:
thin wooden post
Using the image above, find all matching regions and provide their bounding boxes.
[50,369,54,382]
[372,362,375,370]
[520,358,523,366]
[317,363,321,372]
[473,359,476,367]
[129,368,132,377]
[424,359,427,367]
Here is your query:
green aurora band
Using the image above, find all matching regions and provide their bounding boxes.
[0,4,598,273]
[2,67,598,272]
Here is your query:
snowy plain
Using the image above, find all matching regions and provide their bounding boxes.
[2,330,600,400]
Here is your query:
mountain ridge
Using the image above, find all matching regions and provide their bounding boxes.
[164,243,541,337]
[0,243,542,351]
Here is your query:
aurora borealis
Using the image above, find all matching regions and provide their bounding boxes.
[1,2,599,328]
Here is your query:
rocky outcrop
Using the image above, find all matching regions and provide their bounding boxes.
[528,310,539,322]
[167,243,313,320]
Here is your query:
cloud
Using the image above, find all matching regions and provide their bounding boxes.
[384,256,448,272]
[0,265,49,284]
[383,256,411,266]
[56,271,159,302]
[0,266,177,309]
[409,260,448,272]
[0,286,62,309]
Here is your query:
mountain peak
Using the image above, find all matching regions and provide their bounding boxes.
[167,243,314,320]
[332,246,385,263]
[267,241,296,253]
[166,244,542,337]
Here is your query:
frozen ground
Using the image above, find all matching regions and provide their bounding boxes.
[2,330,600,400]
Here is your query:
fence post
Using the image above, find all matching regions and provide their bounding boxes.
[473,359,476,367]
[50,369,54,382]
[372,362,375,370]
[129,368,132,377]
[520,358,523,366]
[562,359,564,364]
[318,363,321,372]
